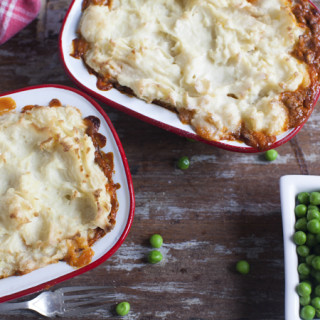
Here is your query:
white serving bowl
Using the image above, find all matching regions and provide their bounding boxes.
[59,0,320,153]
[0,84,135,303]
[280,175,320,320]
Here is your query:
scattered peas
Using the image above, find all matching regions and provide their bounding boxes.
[236,260,250,275]
[116,301,130,316]
[148,250,163,264]
[177,156,190,170]
[149,234,163,248]
[264,149,278,161]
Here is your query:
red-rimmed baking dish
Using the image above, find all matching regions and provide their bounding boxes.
[0,84,135,303]
[59,0,320,153]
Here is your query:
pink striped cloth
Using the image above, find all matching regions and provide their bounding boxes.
[0,0,41,45]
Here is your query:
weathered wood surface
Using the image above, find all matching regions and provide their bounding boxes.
[1,0,320,319]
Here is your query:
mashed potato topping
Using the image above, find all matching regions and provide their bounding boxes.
[76,0,316,149]
[0,104,116,278]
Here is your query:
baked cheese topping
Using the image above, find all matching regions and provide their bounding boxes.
[78,0,310,146]
[0,105,114,278]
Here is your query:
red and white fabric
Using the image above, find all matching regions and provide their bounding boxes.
[0,0,41,45]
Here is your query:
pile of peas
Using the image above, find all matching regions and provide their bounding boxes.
[294,191,320,320]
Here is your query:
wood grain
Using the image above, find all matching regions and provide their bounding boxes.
[0,1,320,319]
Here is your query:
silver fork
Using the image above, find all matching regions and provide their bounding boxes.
[0,286,116,317]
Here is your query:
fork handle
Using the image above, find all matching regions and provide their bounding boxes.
[0,301,29,312]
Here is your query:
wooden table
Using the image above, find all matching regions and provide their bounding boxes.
[0,1,319,319]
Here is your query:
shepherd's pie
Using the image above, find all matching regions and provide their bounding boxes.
[72,0,320,150]
[0,101,118,278]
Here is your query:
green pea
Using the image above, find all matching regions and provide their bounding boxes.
[307,209,320,221]
[301,295,311,306]
[236,260,250,274]
[296,218,308,231]
[306,255,316,266]
[316,233,320,243]
[304,280,313,287]
[310,192,320,205]
[296,204,308,218]
[308,219,320,234]
[298,192,310,205]
[312,297,320,310]
[148,250,163,264]
[298,263,311,276]
[115,301,130,316]
[149,234,163,248]
[316,310,320,318]
[312,257,320,270]
[177,156,190,170]
[301,305,316,320]
[297,245,310,257]
[298,282,312,296]
[315,285,320,297]
[307,234,318,247]
[294,231,307,245]
[264,149,278,161]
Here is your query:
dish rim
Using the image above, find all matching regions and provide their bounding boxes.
[0,84,135,303]
[280,175,320,320]
[59,0,320,153]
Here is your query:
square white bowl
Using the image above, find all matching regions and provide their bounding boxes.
[280,175,320,320]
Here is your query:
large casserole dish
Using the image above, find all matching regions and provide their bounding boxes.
[0,84,135,303]
[59,0,320,153]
